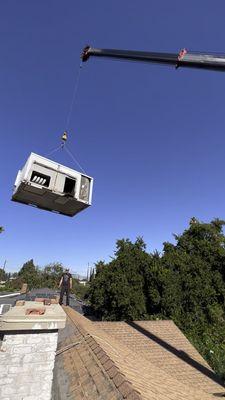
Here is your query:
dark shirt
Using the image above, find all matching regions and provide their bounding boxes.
[61,272,72,287]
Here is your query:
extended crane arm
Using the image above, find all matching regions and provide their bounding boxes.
[82,46,225,72]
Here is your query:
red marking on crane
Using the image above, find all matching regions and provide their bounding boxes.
[178,48,187,61]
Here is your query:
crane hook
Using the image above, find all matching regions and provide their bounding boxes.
[61,131,68,147]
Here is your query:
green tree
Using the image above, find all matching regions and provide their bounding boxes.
[71,278,89,301]
[41,263,64,288]
[161,219,225,325]
[88,219,225,380]
[160,219,225,379]
[0,268,7,281]
[18,259,40,288]
[89,238,148,320]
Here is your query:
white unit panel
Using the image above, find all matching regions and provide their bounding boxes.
[11,152,94,217]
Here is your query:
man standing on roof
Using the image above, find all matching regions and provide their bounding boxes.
[59,268,72,306]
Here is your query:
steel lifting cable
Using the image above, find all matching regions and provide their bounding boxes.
[46,140,87,175]
[45,143,64,158]
[65,60,83,131]
[64,144,87,174]
[61,60,87,174]
[45,60,87,174]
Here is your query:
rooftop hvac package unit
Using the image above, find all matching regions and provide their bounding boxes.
[12,153,93,217]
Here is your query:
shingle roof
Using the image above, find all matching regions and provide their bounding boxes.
[55,307,225,400]
[96,320,224,396]
[53,312,122,400]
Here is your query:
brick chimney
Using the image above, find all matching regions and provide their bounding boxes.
[0,301,66,400]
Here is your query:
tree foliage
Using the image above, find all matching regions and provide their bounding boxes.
[0,268,9,281]
[89,238,148,320]
[71,279,89,300]
[88,218,225,380]
[41,263,64,288]
[18,259,41,288]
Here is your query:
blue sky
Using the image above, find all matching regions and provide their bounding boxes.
[1,0,225,274]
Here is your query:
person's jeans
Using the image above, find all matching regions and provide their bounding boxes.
[59,286,70,306]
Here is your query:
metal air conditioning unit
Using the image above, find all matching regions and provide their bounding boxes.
[12,153,93,217]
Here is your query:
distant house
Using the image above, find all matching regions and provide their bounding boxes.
[79,279,87,286]
[71,273,86,281]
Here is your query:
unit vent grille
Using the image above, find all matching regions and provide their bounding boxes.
[30,171,50,187]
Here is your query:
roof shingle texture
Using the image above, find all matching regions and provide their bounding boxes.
[58,307,225,400]
[53,316,122,400]
[96,320,224,395]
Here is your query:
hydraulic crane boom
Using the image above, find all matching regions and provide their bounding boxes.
[82,46,225,72]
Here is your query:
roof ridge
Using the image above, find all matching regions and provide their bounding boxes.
[64,307,141,400]
[64,307,216,400]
